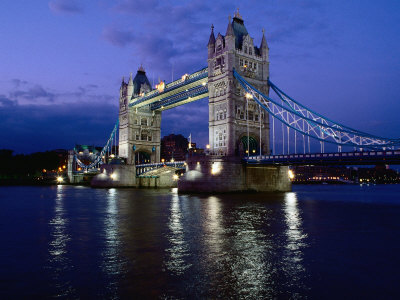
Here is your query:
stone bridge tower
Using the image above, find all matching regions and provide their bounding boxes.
[207,11,270,157]
[119,66,161,165]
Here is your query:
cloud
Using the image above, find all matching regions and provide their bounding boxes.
[114,0,159,14]
[11,79,28,89]
[0,95,17,107]
[102,27,135,47]
[4,79,113,106]
[0,102,118,153]
[48,0,83,14]
[11,84,56,103]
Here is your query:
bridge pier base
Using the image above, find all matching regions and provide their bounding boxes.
[91,164,137,187]
[178,156,291,193]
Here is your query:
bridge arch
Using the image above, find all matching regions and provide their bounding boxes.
[237,135,259,156]
[134,149,151,164]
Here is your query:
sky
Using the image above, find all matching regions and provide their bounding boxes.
[1,0,400,154]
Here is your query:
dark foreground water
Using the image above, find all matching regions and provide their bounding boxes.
[0,184,399,299]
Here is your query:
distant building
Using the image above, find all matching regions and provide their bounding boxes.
[188,142,205,156]
[161,134,189,162]
[291,165,399,184]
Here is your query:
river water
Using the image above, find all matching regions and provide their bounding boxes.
[0,184,399,299]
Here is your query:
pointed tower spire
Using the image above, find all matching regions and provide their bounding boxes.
[226,15,234,36]
[128,72,133,85]
[260,28,268,49]
[234,8,243,21]
[127,72,134,98]
[122,76,125,84]
[208,24,216,46]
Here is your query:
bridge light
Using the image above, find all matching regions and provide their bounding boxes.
[110,173,116,180]
[171,158,174,162]
[202,82,207,86]
[173,174,179,180]
[211,162,222,175]
[288,170,295,180]
[156,81,165,92]
[181,74,189,81]
[245,93,253,99]
[57,176,63,183]
[206,144,210,149]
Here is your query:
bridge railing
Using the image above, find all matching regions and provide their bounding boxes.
[244,150,400,165]
[129,68,208,107]
[136,161,186,176]
[150,85,208,110]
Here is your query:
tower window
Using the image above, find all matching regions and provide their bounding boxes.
[249,47,253,55]
[244,46,247,54]
[216,44,222,54]
[141,118,147,126]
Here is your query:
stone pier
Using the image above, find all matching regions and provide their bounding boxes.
[178,155,291,193]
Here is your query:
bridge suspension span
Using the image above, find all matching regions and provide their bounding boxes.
[233,69,400,154]
[73,120,119,172]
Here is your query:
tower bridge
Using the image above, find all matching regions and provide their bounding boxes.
[71,11,400,191]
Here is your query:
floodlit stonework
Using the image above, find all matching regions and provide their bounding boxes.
[119,66,161,165]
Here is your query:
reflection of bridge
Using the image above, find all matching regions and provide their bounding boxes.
[73,11,400,192]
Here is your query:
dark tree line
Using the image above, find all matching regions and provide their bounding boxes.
[0,149,67,180]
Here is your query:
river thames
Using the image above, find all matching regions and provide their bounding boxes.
[0,184,399,298]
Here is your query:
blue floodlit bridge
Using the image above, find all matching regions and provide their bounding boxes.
[73,65,400,177]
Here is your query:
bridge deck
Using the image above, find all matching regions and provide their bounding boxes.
[129,68,208,111]
[245,150,400,165]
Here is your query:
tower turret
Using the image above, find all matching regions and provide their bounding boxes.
[225,15,235,51]
[208,24,215,58]
[260,29,269,61]
[127,72,134,99]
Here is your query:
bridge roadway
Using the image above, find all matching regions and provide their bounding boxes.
[244,150,400,166]
[129,68,208,111]
[136,161,185,176]
[134,150,400,177]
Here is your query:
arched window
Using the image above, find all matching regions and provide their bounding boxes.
[244,46,247,54]
[249,47,253,55]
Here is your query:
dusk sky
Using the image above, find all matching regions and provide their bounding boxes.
[1,0,400,153]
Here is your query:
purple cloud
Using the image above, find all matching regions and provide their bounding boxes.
[48,0,83,14]
[0,102,118,153]
[102,27,136,47]
[0,95,17,107]
[10,84,56,103]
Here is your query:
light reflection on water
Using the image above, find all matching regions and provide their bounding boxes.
[47,185,75,297]
[283,192,308,294]
[44,188,310,297]
[164,193,192,274]
[7,185,400,298]
[101,188,125,297]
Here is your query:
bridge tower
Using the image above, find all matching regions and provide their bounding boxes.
[208,11,270,157]
[118,66,161,165]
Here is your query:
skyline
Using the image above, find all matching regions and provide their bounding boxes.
[1,0,400,153]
